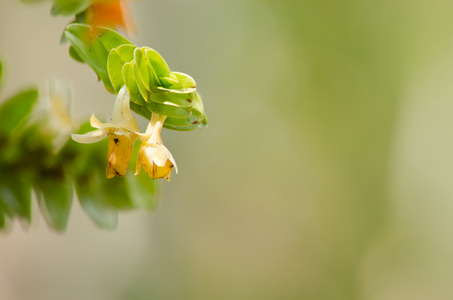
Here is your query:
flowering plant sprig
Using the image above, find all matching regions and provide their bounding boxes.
[0,66,159,231]
[2,0,207,231]
[65,24,207,180]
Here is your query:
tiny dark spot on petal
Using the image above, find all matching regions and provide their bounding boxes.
[192,121,199,125]
[114,138,119,144]
[187,99,192,103]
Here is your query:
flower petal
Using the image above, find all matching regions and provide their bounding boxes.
[168,152,178,174]
[71,128,108,144]
[111,86,139,131]
[90,114,104,129]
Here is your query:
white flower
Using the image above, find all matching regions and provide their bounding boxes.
[71,86,139,178]
[33,80,77,153]
[135,113,178,182]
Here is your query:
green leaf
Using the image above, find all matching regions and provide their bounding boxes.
[92,27,133,82]
[134,48,154,90]
[130,102,151,120]
[132,61,150,101]
[159,73,179,88]
[150,89,194,108]
[0,89,38,136]
[154,73,197,109]
[0,212,5,229]
[35,174,73,231]
[68,45,84,63]
[200,113,208,128]
[65,26,108,88]
[95,27,133,58]
[145,48,171,79]
[107,44,136,93]
[0,175,32,222]
[146,100,191,119]
[162,72,197,91]
[164,93,204,129]
[125,169,159,210]
[100,175,135,210]
[75,171,118,230]
[51,0,90,16]
[65,24,133,93]
[123,62,146,105]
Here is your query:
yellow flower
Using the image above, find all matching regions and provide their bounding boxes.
[71,86,139,178]
[135,114,178,182]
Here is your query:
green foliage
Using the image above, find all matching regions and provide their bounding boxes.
[35,173,73,231]
[1,1,207,232]
[0,175,32,223]
[65,24,133,93]
[0,69,158,231]
[108,44,135,93]
[50,0,90,16]
[0,89,38,136]
[65,24,207,130]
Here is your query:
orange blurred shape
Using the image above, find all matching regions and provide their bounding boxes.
[87,0,136,34]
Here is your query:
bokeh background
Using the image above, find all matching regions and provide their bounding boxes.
[2,0,453,299]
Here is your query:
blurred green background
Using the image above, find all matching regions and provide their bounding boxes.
[2,0,453,299]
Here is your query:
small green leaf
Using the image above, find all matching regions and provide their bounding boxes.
[92,27,133,78]
[65,24,134,94]
[130,102,151,120]
[51,0,90,16]
[164,72,197,91]
[146,100,191,119]
[163,93,206,130]
[108,44,136,93]
[69,45,84,63]
[0,175,32,222]
[125,171,159,210]
[150,90,194,108]
[75,171,118,230]
[0,212,5,229]
[159,73,179,88]
[100,175,135,210]
[35,174,73,231]
[0,88,38,136]
[96,26,133,54]
[150,72,196,108]
[145,48,171,79]
[134,48,153,89]
[123,62,146,105]
[132,61,150,101]
[65,26,108,87]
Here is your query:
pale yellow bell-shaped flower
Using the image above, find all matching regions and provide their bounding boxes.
[135,113,178,182]
[71,86,139,178]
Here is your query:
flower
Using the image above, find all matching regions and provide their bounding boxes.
[37,80,77,153]
[135,113,178,182]
[71,86,139,178]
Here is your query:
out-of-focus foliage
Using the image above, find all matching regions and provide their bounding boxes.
[50,0,91,16]
[21,0,135,39]
[65,24,207,131]
[0,63,158,231]
[20,0,113,18]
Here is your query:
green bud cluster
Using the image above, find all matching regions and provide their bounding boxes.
[65,24,207,131]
